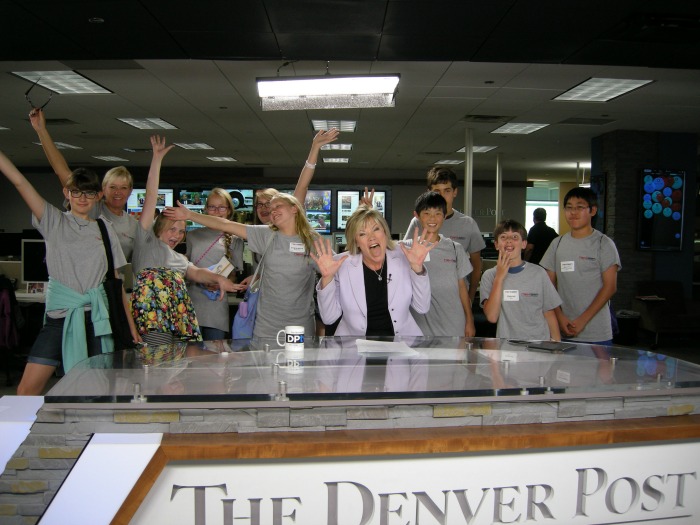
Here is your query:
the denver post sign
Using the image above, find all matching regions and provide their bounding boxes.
[130,442,700,525]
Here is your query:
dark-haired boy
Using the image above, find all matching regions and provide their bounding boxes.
[540,187,621,345]
[404,167,485,304]
[480,220,561,341]
[406,192,475,337]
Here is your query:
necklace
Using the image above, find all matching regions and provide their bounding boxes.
[370,259,385,281]
[71,214,91,230]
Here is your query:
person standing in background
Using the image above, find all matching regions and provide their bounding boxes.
[524,207,558,265]
[404,167,485,305]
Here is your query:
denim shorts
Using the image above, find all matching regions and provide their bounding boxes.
[28,313,102,369]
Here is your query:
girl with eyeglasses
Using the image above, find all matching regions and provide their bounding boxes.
[185,188,246,340]
[0,152,139,395]
[131,137,240,347]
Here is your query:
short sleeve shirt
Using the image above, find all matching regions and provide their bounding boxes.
[131,225,191,276]
[405,210,485,256]
[88,201,138,262]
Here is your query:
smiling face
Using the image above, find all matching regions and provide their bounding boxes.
[416,207,445,240]
[102,176,132,214]
[157,219,186,249]
[494,230,527,262]
[355,218,387,270]
[564,196,596,233]
[63,187,102,218]
[268,197,297,230]
[205,193,231,219]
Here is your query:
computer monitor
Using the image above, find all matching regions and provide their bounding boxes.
[21,239,49,283]
[304,189,332,235]
[336,190,359,231]
[126,188,174,220]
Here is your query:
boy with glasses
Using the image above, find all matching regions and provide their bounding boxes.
[540,187,621,345]
[480,220,561,341]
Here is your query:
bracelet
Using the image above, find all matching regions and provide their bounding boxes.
[304,160,316,170]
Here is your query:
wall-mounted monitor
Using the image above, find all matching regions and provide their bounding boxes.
[336,190,359,231]
[637,168,685,251]
[126,189,174,220]
[21,239,49,283]
[371,191,387,217]
[180,188,255,231]
[304,189,332,235]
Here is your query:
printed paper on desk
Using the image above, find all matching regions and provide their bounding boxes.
[356,339,418,357]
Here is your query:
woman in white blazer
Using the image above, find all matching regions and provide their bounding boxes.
[313,206,434,337]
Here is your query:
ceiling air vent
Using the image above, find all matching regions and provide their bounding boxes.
[462,115,513,123]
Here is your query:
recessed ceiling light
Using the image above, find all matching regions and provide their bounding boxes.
[93,156,129,162]
[174,143,214,150]
[554,78,653,102]
[207,157,237,162]
[321,143,352,151]
[117,118,177,130]
[34,141,81,150]
[312,120,356,132]
[323,158,349,163]
[456,146,498,153]
[435,160,464,165]
[491,123,548,134]
[12,71,111,94]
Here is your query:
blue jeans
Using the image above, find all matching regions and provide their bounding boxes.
[28,313,101,369]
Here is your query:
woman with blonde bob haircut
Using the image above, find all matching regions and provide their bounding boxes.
[312,205,435,337]
[165,192,322,338]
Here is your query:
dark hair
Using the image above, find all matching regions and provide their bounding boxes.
[494,219,527,240]
[563,187,597,208]
[414,191,447,215]
[65,168,101,192]
[426,166,458,190]
[533,207,547,221]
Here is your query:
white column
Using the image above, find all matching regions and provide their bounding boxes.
[463,127,474,216]
[495,153,502,229]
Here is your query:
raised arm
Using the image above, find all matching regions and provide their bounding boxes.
[139,135,174,231]
[293,128,339,204]
[29,108,72,186]
[163,202,248,239]
[0,150,46,220]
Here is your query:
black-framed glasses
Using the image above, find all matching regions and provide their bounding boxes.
[256,202,271,209]
[207,205,229,212]
[25,79,53,110]
[68,189,98,199]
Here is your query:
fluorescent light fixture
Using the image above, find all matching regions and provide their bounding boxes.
[257,74,399,111]
[554,78,653,102]
[491,123,548,134]
[93,156,129,162]
[321,143,352,151]
[435,160,464,165]
[0,126,9,131]
[207,157,237,162]
[12,70,111,94]
[457,146,498,153]
[35,141,81,150]
[312,120,357,132]
[323,158,349,164]
[118,118,177,130]
[174,143,214,150]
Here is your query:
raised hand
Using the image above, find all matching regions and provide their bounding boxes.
[151,135,174,160]
[400,229,436,273]
[495,248,513,280]
[310,238,346,287]
[360,187,375,208]
[312,128,339,149]
[29,108,46,132]
[163,201,191,221]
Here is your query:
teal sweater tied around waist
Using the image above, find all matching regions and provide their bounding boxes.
[45,278,114,372]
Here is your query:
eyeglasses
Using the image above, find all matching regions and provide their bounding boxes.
[564,205,590,213]
[25,79,53,110]
[256,202,271,209]
[207,205,229,212]
[497,234,522,242]
[68,189,98,199]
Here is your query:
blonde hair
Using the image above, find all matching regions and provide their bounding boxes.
[206,188,235,220]
[102,166,133,190]
[254,188,280,225]
[345,205,396,255]
[153,214,185,241]
[269,193,318,253]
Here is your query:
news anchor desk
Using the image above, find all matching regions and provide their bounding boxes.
[3,337,700,525]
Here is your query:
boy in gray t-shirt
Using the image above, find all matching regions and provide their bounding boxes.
[407,192,475,337]
[540,187,621,345]
[480,220,561,341]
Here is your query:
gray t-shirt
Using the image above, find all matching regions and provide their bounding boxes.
[406,236,473,336]
[88,201,138,262]
[246,225,319,339]
[539,231,621,342]
[131,225,191,276]
[186,228,244,332]
[480,262,561,340]
[33,203,126,316]
[405,210,485,256]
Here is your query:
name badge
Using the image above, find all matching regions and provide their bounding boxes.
[560,260,575,272]
[289,242,306,254]
[503,290,519,301]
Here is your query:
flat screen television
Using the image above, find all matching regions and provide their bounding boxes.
[181,188,255,231]
[21,239,49,283]
[637,168,685,251]
[371,190,387,217]
[304,189,332,234]
[126,188,174,220]
[336,190,359,231]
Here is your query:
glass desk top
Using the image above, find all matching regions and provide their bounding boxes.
[44,337,700,406]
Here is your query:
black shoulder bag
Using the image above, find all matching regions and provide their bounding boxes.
[96,219,135,350]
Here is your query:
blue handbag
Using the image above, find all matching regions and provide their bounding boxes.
[231,233,274,339]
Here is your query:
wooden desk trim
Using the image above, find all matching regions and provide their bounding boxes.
[112,414,700,524]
